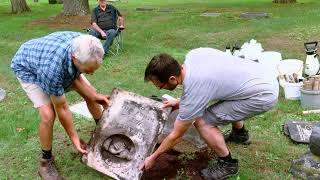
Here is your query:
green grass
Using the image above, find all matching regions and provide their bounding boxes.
[1,0,320,179]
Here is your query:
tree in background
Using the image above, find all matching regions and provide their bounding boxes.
[48,0,63,4]
[10,0,30,14]
[63,0,89,16]
[273,0,296,3]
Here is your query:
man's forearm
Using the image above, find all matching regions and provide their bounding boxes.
[151,132,182,160]
[73,75,97,101]
[55,104,78,141]
[91,23,104,34]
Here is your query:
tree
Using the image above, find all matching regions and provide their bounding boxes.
[62,0,89,16]
[10,0,30,14]
[273,0,296,3]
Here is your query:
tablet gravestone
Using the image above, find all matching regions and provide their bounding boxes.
[290,123,320,179]
[200,12,222,17]
[82,88,171,180]
[240,12,268,18]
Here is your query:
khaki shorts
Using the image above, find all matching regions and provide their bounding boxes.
[18,74,91,108]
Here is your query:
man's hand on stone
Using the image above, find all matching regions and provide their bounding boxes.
[162,99,179,111]
[94,94,110,108]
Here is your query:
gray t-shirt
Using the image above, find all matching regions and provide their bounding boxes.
[177,48,279,121]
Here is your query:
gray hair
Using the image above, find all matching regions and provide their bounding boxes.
[71,34,105,65]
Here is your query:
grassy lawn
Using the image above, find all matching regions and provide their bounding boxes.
[1,0,320,179]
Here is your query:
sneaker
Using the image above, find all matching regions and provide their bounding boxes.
[224,129,251,145]
[201,159,239,180]
[38,157,62,180]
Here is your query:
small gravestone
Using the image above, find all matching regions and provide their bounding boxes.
[158,8,175,13]
[240,12,268,18]
[200,12,222,17]
[82,88,170,180]
[0,88,6,102]
[136,7,156,11]
[290,151,320,179]
[283,120,315,143]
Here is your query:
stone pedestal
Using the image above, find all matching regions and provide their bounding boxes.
[161,110,206,150]
[82,88,171,180]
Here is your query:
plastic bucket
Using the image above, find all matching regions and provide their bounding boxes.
[300,89,320,109]
[283,82,303,100]
[258,51,282,78]
[277,59,304,77]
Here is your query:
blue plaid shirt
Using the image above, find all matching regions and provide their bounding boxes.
[11,31,82,96]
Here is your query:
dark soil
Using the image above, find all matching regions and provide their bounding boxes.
[141,147,214,180]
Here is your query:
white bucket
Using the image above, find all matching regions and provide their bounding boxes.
[277,59,303,77]
[283,82,303,100]
[258,51,282,78]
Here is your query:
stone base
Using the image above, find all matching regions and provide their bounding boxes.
[158,134,205,153]
[290,151,320,179]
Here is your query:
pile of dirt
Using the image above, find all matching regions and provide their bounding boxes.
[141,148,214,180]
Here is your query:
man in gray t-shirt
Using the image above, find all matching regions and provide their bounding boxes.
[140,48,279,179]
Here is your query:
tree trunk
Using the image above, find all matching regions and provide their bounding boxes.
[10,0,30,14]
[63,0,89,16]
[49,0,57,4]
[273,0,296,3]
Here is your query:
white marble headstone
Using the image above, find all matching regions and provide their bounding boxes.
[82,88,171,180]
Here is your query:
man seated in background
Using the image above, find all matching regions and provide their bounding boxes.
[89,0,125,56]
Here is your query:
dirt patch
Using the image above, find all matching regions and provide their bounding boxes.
[261,33,304,55]
[27,14,92,30]
[141,146,214,180]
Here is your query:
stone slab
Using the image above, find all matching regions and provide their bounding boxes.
[240,12,268,18]
[136,7,156,11]
[69,101,92,119]
[82,88,171,180]
[200,12,222,17]
[290,151,320,179]
[0,88,6,102]
[283,120,315,143]
[158,8,175,13]
[310,123,320,156]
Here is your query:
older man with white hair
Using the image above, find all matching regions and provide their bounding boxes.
[11,31,109,179]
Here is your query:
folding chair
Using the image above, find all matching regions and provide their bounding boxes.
[108,28,123,56]
[84,28,124,56]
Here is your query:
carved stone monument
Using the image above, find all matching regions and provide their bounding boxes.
[82,88,171,180]
[290,123,320,179]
